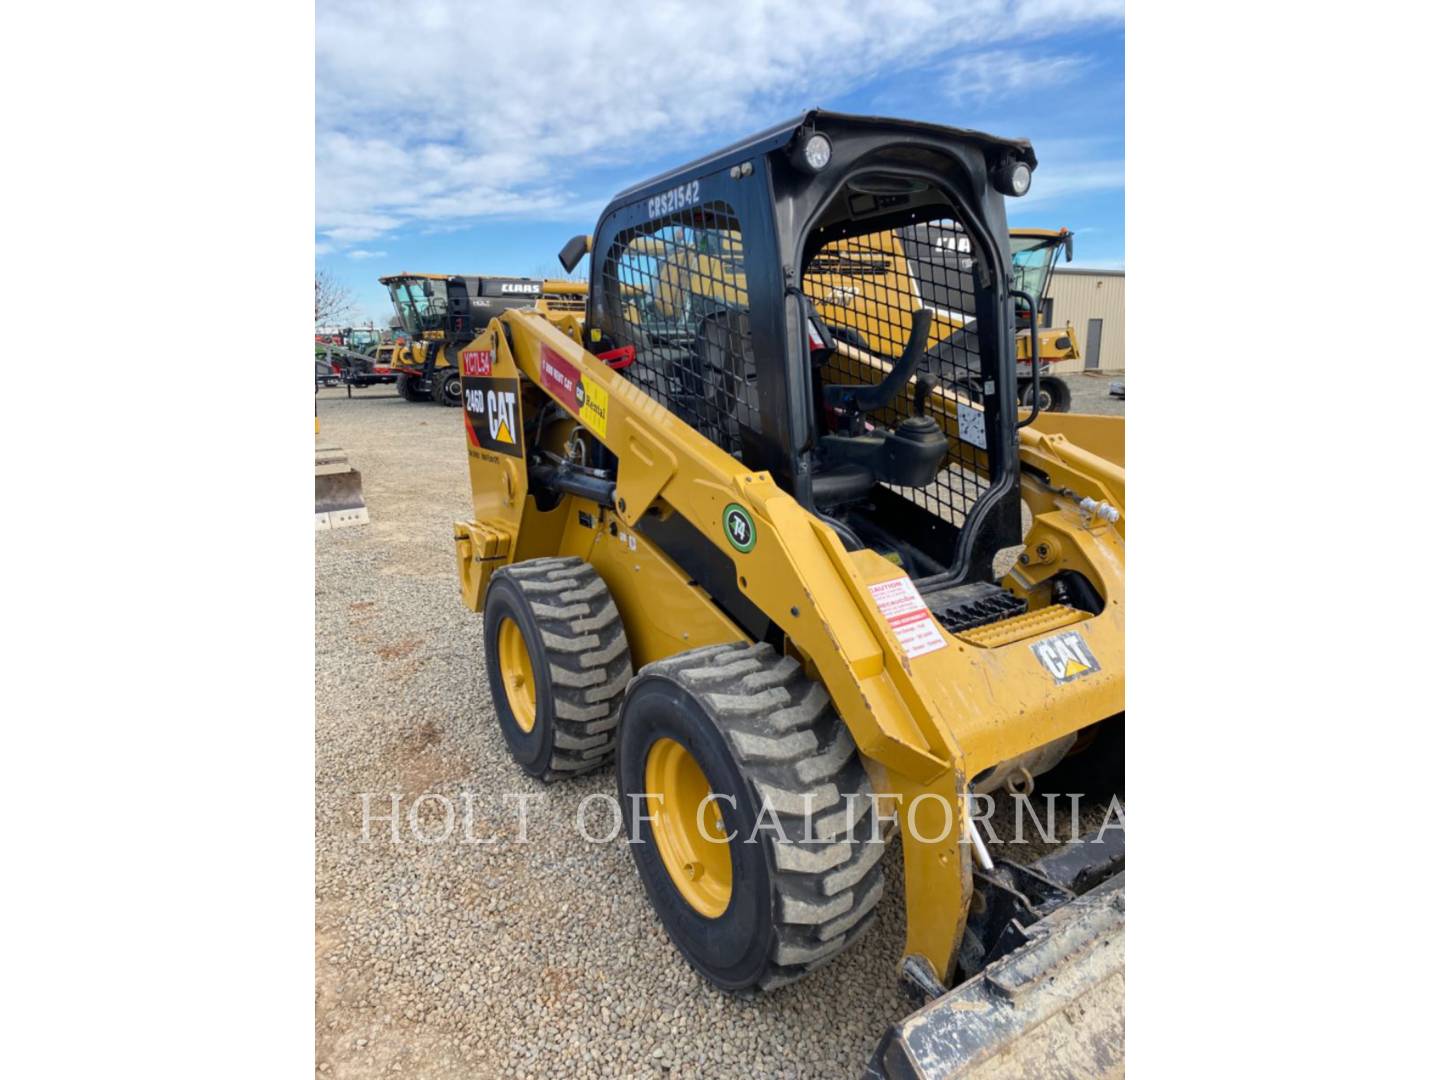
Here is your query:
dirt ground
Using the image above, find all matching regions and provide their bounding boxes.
[315,373,1123,1078]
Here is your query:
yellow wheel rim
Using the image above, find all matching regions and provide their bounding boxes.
[645,738,733,917]
[497,619,537,733]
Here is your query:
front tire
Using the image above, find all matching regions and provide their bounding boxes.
[432,369,462,406]
[482,557,632,781]
[618,642,887,992]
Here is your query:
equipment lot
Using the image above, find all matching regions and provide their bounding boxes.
[315,374,1123,1079]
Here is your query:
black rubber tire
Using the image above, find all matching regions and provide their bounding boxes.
[1042,375,1072,412]
[1023,376,1072,413]
[482,557,632,781]
[617,642,886,992]
[1020,382,1051,412]
[396,373,430,402]
[1033,714,1124,803]
[432,369,462,407]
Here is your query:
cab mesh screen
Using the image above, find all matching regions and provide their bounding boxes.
[601,203,756,457]
[803,217,990,526]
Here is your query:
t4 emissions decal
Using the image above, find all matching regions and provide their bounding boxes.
[1031,629,1100,684]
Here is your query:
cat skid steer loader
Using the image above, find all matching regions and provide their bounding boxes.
[452,112,1124,1076]
[380,273,587,405]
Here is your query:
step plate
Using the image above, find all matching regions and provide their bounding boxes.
[958,604,1088,648]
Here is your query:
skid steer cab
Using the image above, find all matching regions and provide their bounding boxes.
[379,273,587,406]
[453,111,1124,1073]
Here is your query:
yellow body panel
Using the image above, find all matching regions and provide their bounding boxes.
[1016,321,1082,365]
[1028,411,1126,468]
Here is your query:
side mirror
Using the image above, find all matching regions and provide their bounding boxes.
[1063,234,1074,263]
[558,234,592,274]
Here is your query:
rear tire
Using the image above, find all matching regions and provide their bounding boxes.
[396,373,430,402]
[482,557,632,781]
[618,642,887,992]
[432,369,462,406]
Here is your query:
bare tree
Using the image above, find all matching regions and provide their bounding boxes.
[529,260,588,284]
[315,269,356,327]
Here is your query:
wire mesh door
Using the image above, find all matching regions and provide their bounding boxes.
[804,215,991,532]
[601,202,758,458]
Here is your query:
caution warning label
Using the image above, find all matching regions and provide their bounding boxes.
[866,577,948,659]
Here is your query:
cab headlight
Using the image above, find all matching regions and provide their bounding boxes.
[992,159,1032,197]
[793,132,832,173]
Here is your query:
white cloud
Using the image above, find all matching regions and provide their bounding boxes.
[345,248,387,260]
[944,50,1089,101]
[316,0,1123,253]
[1020,159,1125,206]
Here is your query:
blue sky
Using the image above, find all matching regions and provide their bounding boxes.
[317,1,1123,327]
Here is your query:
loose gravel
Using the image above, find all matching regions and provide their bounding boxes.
[315,376,1123,1078]
[1058,370,1124,416]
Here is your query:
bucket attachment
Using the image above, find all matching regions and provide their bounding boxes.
[316,445,369,530]
[866,827,1125,1079]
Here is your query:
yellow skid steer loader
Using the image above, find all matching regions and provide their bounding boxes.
[451,112,1124,1075]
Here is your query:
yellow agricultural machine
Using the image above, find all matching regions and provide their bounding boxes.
[380,273,586,405]
[451,112,1124,1075]
[1011,227,1082,412]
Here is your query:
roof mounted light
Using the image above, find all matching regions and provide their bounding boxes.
[992,158,1032,197]
[792,130,832,173]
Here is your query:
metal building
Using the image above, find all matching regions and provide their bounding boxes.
[1043,267,1125,374]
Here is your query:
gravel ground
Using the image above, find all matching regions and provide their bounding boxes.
[315,376,1124,1078]
[1059,370,1124,416]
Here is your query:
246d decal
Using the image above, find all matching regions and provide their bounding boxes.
[463,376,523,458]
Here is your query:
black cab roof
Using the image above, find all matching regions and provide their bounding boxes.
[600,109,1036,222]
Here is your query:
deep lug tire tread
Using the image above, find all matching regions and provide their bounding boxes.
[432,369,463,407]
[634,641,887,991]
[490,557,632,781]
